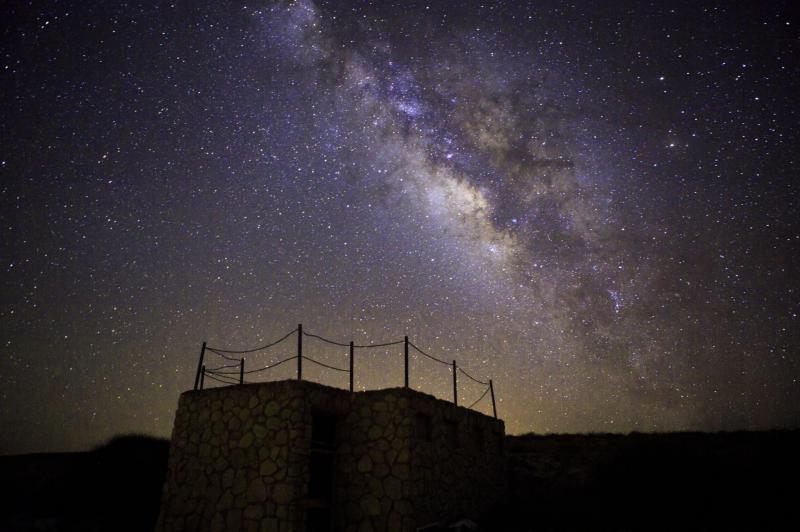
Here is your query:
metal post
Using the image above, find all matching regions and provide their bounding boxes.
[489,379,497,418]
[297,324,303,380]
[349,341,354,393]
[194,341,206,390]
[452,360,458,406]
[240,358,245,385]
[404,336,409,388]
[200,365,205,390]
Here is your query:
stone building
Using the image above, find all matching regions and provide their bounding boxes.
[155,379,507,532]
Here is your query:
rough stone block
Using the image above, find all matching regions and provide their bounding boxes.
[357,454,372,473]
[240,432,255,448]
[360,494,380,516]
[244,504,264,520]
[272,483,292,504]
[226,508,242,531]
[260,517,279,532]
[260,458,278,476]
[247,478,267,502]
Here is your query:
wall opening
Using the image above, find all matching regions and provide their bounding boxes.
[306,507,332,532]
[472,426,484,452]
[444,419,459,448]
[312,410,337,449]
[308,410,338,531]
[415,413,432,442]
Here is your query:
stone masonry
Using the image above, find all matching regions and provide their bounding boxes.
[155,379,507,532]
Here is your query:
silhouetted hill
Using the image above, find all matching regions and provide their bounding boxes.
[497,430,800,531]
[0,434,169,532]
[2,430,798,531]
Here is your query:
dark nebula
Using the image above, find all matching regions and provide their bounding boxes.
[1,0,798,453]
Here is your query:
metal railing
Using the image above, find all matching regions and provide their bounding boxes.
[194,324,498,418]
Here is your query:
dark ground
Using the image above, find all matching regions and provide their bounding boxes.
[1,431,798,531]
[497,430,800,531]
[0,435,169,532]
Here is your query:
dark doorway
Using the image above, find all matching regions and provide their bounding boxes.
[307,410,338,531]
[312,410,337,449]
[309,452,335,499]
[306,507,332,532]
[415,413,432,442]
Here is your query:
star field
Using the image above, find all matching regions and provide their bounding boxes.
[1,0,799,454]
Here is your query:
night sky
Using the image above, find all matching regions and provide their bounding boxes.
[2,0,799,454]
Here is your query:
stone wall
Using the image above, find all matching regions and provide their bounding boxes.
[155,380,506,532]
[404,391,507,527]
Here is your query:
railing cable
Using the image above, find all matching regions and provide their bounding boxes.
[408,341,450,365]
[303,329,403,349]
[241,355,297,374]
[354,339,404,348]
[204,372,242,385]
[302,331,350,347]
[202,369,240,381]
[208,355,297,375]
[207,327,298,354]
[206,348,241,362]
[467,384,491,409]
[458,366,489,386]
[205,362,240,372]
[304,355,349,373]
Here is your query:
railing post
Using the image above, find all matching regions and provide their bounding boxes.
[349,341,354,393]
[489,379,497,418]
[240,358,245,385]
[200,365,205,390]
[404,336,409,388]
[194,341,206,390]
[297,324,303,380]
[452,360,458,406]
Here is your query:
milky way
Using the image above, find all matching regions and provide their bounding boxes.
[2,0,799,453]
